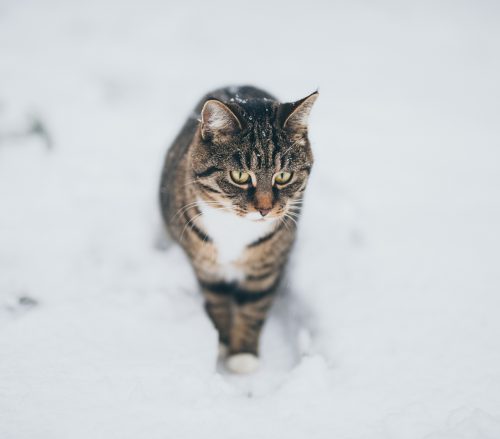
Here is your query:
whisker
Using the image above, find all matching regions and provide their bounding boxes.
[280,216,292,232]
[180,205,231,242]
[180,211,204,242]
[170,202,201,222]
[283,213,298,228]
[181,178,200,188]
[170,200,221,222]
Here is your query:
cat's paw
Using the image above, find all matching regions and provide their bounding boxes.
[226,353,259,374]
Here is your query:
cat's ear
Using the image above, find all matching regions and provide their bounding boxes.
[281,91,319,135]
[201,99,242,141]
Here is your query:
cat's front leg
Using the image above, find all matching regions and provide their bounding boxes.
[202,288,232,352]
[226,291,275,374]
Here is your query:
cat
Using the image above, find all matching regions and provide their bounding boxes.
[159,86,318,373]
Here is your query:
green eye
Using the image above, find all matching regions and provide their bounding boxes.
[230,170,250,184]
[274,171,292,185]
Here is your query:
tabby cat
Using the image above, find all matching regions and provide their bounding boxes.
[159,86,317,373]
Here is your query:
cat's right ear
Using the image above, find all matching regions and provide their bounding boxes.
[281,91,319,135]
[200,100,242,142]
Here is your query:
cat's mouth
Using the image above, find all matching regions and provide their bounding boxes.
[243,210,282,223]
[245,211,266,222]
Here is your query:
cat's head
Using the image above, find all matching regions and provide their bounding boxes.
[190,92,318,223]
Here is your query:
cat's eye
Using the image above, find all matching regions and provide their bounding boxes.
[274,171,292,185]
[230,170,250,185]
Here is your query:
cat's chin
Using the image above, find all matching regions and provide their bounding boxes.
[244,211,276,223]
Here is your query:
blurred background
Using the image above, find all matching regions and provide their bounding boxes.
[1,1,499,438]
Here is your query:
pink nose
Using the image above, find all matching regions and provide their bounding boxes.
[259,208,271,217]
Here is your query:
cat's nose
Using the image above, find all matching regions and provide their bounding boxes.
[255,192,272,217]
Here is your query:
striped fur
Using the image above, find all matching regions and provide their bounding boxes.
[159,86,317,370]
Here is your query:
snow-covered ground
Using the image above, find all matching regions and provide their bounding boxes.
[1,0,500,437]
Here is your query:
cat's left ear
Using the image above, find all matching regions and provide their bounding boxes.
[281,91,319,135]
[201,99,242,142]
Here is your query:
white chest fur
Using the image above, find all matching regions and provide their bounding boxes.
[197,199,276,282]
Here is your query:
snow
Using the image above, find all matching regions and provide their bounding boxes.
[1,0,500,438]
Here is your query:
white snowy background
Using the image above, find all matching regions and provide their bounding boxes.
[1,0,499,438]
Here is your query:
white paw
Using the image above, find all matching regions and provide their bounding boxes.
[218,343,229,357]
[226,353,259,374]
